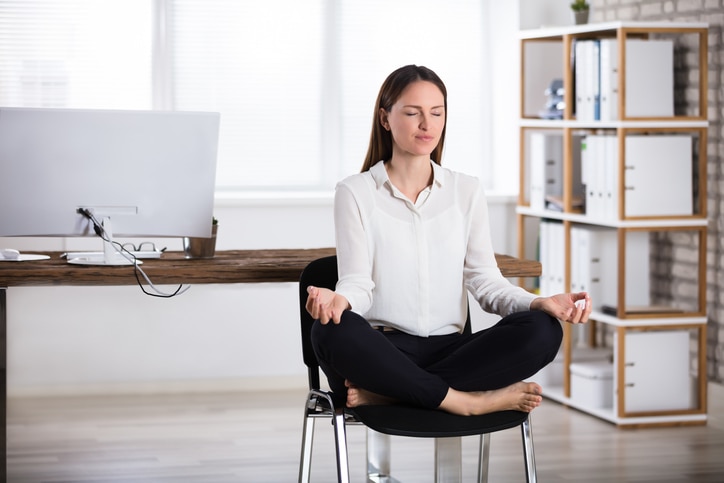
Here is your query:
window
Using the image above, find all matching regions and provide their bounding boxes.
[167,0,325,190]
[0,0,152,108]
[0,0,491,191]
[336,1,489,184]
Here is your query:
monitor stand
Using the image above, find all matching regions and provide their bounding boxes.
[65,217,141,266]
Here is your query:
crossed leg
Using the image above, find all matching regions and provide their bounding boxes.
[313,310,562,415]
[346,379,543,415]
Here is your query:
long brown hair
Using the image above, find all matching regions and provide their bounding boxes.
[360,65,448,172]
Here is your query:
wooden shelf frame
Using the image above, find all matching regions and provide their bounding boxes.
[517,22,709,427]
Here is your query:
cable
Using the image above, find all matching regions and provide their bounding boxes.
[77,208,190,298]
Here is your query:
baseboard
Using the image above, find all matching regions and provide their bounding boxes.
[8,374,309,399]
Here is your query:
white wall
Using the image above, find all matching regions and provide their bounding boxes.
[487,1,521,194]
[3,194,518,397]
[518,0,573,30]
[2,4,531,397]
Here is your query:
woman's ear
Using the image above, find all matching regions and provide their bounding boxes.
[379,108,390,131]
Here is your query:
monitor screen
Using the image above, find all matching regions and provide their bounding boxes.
[0,107,220,240]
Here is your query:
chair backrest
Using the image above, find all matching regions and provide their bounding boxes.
[298,255,472,391]
[299,255,338,390]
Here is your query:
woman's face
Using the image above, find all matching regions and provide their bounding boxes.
[381,80,445,160]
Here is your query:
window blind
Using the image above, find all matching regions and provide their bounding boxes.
[0,0,491,191]
[337,0,489,180]
[0,0,151,109]
[169,0,325,190]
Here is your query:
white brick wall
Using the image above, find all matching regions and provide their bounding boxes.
[592,0,724,383]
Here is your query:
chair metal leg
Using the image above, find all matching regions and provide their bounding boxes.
[299,414,315,483]
[299,390,352,483]
[367,429,392,481]
[434,437,462,483]
[477,433,491,483]
[332,407,351,483]
[521,416,537,483]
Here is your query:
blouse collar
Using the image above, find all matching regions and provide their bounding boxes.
[370,159,445,191]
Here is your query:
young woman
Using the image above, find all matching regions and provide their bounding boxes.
[306,65,591,417]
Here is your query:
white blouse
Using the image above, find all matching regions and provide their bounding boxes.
[334,160,537,336]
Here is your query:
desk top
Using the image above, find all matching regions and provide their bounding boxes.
[0,248,540,287]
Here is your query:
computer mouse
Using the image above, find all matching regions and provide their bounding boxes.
[0,248,20,260]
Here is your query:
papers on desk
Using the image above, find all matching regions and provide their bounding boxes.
[0,254,50,262]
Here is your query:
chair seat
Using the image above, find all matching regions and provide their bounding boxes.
[350,405,529,438]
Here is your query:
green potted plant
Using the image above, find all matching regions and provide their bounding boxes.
[183,217,218,259]
[570,0,590,25]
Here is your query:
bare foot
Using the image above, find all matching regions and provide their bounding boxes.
[438,381,543,416]
[345,380,396,408]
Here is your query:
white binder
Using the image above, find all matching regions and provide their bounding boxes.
[582,134,618,220]
[529,132,563,210]
[599,38,619,121]
[577,40,600,121]
[539,220,565,296]
[625,40,674,117]
[569,226,650,312]
[624,135,693,217]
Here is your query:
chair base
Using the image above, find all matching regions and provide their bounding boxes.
[368,475,402,483]
[368,430,470,483]
[300,389,537,483]
[435,437,463,482]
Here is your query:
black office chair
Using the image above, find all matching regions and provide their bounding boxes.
[298,256,537,483]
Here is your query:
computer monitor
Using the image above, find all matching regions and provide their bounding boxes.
[0,107,220,264]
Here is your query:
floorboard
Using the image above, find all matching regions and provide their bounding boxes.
[7,383,724,482]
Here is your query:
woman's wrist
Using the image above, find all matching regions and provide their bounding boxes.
[530,297,544,311]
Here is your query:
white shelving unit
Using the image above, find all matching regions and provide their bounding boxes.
[517,22,709,427]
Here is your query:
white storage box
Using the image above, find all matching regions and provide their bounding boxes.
[534,347,612,387]
[570,361,614,408]
[533,354,564,387]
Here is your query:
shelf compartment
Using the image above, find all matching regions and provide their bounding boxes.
[526,220,707,320]
[520,22,708,123]
[614,325,707,419]
[519,126,707,220]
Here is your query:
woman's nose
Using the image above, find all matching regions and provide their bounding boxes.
[419,115,429,129]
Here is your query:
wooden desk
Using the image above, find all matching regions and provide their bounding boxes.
[0,248,540,286]
[0,248,540,479]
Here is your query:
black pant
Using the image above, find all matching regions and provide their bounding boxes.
[311,309,563,409]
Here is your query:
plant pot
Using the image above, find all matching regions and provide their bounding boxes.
[183,224,218,259]
[573,10,589,25]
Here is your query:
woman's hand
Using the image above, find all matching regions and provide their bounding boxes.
[531,292,592,324]
[305,286,350,325]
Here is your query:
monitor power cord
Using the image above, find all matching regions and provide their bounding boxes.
[77,208,190,298]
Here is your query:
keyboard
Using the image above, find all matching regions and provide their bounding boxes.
[63,250,163,260]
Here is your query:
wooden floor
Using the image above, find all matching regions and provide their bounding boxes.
[7,383,724,482]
